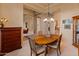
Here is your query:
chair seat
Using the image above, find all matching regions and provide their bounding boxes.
[35,44,43,49]
[48,44,58,48]
[36,46,46,54]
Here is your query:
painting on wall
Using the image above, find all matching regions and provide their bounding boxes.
[62,18,72,29]
[64,24,71,29]
[62,18,72,24]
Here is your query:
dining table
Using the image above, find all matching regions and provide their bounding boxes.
[34,34,60,45]
[34,34,60,55]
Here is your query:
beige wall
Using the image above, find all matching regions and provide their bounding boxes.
[53,4,79,55]
[0,3,23,27]
[53,10,61,28]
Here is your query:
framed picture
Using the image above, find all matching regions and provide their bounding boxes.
[63,18,72,29]
[64,24,71,29]
[62,18,72,24]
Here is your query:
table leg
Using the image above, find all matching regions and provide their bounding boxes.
[45,45,48,56]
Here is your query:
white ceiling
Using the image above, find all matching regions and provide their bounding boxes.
[23,3,61,13]
[24,3,79,14]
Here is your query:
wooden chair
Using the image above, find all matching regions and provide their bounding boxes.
[27,36,46,56]
[48,34,62,56]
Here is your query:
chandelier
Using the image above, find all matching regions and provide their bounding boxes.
[43,4,54,22]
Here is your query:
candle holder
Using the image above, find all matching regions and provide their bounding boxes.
[0,17,8,28]
[0,23,4,28]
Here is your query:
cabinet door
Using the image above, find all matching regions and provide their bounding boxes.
[76,20,79,44]
[76,20,79,32]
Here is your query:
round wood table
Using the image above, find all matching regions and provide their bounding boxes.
[34,34,60,45]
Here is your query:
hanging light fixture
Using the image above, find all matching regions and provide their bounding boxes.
[43,3,54,22]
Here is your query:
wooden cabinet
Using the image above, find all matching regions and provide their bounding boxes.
[72,16,79,46]
[0,27,22,53]
[72,16,79,55]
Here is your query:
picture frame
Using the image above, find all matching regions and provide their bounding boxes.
[63,18,72,29]
[64,24,71,29]
[62,18,72,24]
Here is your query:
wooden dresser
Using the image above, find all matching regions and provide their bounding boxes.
[0,27,22,53]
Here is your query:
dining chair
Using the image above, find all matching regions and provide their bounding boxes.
[48,34,62,56]
[27,36,46,56]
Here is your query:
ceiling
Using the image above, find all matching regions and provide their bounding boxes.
[23,3,61,14]
[24,3,79,14]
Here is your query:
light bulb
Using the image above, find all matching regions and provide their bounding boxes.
[43,18,48,22]
[50,18,54,22]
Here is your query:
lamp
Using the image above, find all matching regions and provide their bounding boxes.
[0,17,8,28]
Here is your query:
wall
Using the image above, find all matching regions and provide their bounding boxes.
[53,4,79,55]
[53,10,61,34]
[0,4,23,27]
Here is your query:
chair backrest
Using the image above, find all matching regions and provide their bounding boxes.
[57,34,62,48]
[27,36,36,52]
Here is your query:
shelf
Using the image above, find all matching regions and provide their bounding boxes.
[73,43,79,48]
